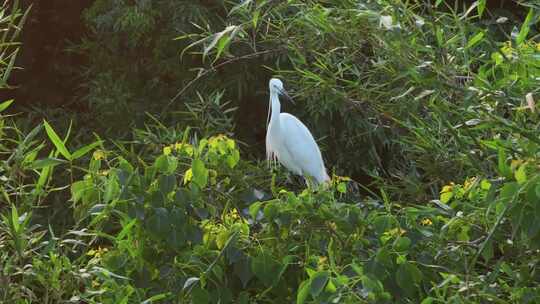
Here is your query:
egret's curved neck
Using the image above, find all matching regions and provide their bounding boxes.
[269,91,281,127]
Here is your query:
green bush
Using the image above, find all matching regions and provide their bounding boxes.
[2,0,540,303]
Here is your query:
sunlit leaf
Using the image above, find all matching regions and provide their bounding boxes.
[43,120,71,160]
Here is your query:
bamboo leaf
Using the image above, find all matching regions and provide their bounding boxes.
[43,120,72,160]
[0,99,13,112]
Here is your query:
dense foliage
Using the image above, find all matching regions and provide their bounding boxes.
[1,0,540,303]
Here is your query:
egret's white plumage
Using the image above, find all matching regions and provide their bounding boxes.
[265,78,330,185]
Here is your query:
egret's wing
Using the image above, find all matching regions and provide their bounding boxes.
[265,123,278,168]
[279,113,327,179]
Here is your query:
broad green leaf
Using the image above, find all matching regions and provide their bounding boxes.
[373,215,396,234]
[396,262,423,296]
[191,159,208,188]
[234,258,253,288]
[155,155,177,174]
[394,236,411,252]
[251,252,280,286]
[43,120,71,160]
[146,208,171,237]
[191,287,210,304]
[310,271,329,298]
[296,279,311,304]
[0,99,14,112]
[499,182,519,203]
[159,174,176,195]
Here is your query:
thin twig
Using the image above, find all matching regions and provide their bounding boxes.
[163,48,284,114]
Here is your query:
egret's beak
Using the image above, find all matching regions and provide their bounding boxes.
[279,88,295,104]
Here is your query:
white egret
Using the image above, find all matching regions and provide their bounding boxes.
[265,78,330,186]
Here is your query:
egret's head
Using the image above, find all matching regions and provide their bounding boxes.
[269,78,294,103]
[269,78,284,93]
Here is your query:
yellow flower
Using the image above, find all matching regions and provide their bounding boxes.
[229,208,240,220]
[93,150,106,161]
[87,246,108,259]
[317,256,328,270]
[163,146,172,155]
[174,142,194,156]
[183,168,193,184]
[463,177,477,191]
[421,218,433,226]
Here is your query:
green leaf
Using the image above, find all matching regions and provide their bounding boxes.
[0,99,14,112]
[251,252,280,286]
[43,120,71,160]
[477,0,486,17]
[146,208,171,237]
[337,182,347,194]
[116,219,137,241]
[498,148,511,178]
[141,293,171,304]
[421,297,435,304]
[396,262,423,296]
[516,9,534,45]
[159,174,176,195]
[226,150,240,168]
[310,271,329,298]
[481,240,493,262]
[30,157,67,170]
[203,25,239,59]
[10,205,19,232]
[394,236,411,252]
[491,52,503,65]
[248,201,263,219]
[104,177,120,203]
[373,215,396,234]
[499,182,519,203]
[515,164,527,184]
[72,141,102,160]
[155,155,177,174]
[466,31,484,49]
[234,257,253,288]
[191,287,210,304]
[296,279,311,304]
[71,180,88,204]
[435,0,443,7]
[191,159,208,188]
[440,191,453,204]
